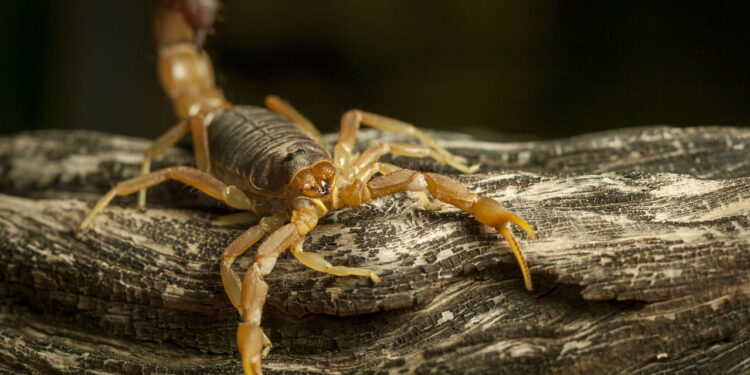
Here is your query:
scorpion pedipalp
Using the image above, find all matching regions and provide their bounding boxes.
[339,168,537,291]
[237,321,265,375]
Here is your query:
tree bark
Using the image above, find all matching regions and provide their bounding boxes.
[0,127,749,374]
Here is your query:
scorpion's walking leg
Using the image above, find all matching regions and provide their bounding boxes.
[264,95,322,142]
[334,109,479,173]
[137,120,189,206]
[340,169,536,290]
[137,114,214,206]
[189,114,212,173]
[75,167,256,231]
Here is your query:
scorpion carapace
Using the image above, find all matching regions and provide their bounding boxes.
[74,1,537,374]
[208,106,334,198]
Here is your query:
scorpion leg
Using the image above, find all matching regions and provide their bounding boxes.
[74,166,256,232]
[340,169,536,290]
[334,109,479,173]
[290,198,381,281]
[264,95,322,142]
[189,113,212,173]
[137,120,189,206]
[290,239,381,282]
[211,212,259,227]
[137,114,213,206]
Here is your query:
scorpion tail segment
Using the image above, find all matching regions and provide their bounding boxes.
[154,0,228,119]
[154,0,218,47]
[237,322,265,375]
[180,0,219,46]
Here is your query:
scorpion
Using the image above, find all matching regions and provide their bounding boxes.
[74,1,537,374]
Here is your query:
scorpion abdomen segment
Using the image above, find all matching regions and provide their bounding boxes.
[208,106,331,197]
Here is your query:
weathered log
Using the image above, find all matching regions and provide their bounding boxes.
[0,127,749,374]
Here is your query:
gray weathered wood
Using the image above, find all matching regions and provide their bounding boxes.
[1,127,749,374]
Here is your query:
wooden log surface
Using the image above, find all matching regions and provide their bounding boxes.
[0,127,749,374]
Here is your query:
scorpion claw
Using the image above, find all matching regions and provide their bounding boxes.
[472,197,536,290]
[261,331,273,359]
[237,322,266,375]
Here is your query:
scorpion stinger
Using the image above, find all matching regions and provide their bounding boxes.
[74,1,537,374]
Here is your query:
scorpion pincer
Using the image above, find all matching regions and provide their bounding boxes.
[73,1,537,373]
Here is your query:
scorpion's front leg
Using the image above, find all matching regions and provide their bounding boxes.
[340,169,537,290]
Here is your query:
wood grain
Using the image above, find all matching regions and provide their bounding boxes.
[1,127,748,374]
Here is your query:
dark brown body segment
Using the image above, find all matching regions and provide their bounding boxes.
[208,106,331,197]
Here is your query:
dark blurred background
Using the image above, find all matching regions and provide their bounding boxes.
[2,1,749,140]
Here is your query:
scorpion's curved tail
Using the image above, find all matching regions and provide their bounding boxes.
[153,0,230,119]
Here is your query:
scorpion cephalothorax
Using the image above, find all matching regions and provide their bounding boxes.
[74,1,537,374]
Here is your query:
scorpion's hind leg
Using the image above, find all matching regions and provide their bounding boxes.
[137,114,213,206]
[340,169,536,290]
[334,109,480,174]
[75,166,256,232]
[265,95,322,142]
[137,120,189,206]
[188,114,212,174]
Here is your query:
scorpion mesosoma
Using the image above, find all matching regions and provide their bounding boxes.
[74,1,537,373]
